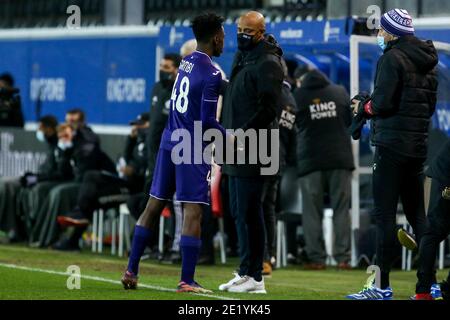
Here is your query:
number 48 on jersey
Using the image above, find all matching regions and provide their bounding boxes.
[171,74,190,114]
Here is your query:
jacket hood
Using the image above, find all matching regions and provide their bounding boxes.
[301,69,330,89]
[389,35,438,72]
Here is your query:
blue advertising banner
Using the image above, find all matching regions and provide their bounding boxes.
[0,30,158,125]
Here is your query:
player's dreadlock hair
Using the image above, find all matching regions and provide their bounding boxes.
[191,12,225,44]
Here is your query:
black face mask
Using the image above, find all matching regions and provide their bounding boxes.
[237,33,256,51]
[159,71,174,84]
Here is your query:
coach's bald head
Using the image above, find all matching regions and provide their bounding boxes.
[237,11,266,50]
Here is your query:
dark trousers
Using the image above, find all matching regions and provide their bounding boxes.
[416,178,450,293]
[262,175,279,260]
[372,146,428,289]
[229,176,265,281]
[299,169,352,264]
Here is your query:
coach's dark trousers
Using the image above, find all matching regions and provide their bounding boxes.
[229,176,265,282]
[416,178,450,293]
[372,146,428,289]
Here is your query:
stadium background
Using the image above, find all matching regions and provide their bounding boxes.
[0,0,450,300]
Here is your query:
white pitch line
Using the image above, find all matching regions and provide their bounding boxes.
[0,263,240,301]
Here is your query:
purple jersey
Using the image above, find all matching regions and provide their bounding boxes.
[160,51,226,151]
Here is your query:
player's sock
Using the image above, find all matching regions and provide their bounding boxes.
[180,235,201,285]
[127,225,152,275]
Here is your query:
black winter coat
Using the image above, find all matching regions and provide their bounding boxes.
[221,37,284,177]
[294,69,354,177]
[369,35,438,158]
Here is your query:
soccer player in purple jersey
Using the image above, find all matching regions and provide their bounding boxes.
[121,13,230,293]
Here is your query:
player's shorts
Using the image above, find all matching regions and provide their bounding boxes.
[149,147,211,205]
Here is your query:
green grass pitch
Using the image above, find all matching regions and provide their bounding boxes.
[0,244,448,300]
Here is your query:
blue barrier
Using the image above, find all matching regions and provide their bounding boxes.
[0,29,158,125]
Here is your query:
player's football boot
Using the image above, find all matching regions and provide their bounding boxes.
[121,270,138,290]
[176,281,213,294]
[397,228,417,250]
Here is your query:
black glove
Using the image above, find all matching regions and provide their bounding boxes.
[351,92,372,118]
[349,112,367,140]
[20,172,39,188]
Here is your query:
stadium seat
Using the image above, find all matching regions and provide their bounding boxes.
[276,167,303,268]
[91,194,130,255]
[118,203,132,258]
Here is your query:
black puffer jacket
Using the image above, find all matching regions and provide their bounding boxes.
[221,36,284,177]
[294,70,354,177]
[370,35,438,158]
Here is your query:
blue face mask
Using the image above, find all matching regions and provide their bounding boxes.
[377,36,386,51]
[36,130,46,143]
[58,140,73,151]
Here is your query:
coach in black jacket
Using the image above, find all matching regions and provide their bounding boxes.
[349,9,438,297]
[220,11,283,292]
[294,69,354,269]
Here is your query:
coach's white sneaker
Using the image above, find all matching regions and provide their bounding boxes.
[218,272,242,291]
[228,276,267,294]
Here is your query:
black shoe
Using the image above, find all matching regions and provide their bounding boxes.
[52,239,80,252]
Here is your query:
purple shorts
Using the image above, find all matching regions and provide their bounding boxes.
[149,148,211,205]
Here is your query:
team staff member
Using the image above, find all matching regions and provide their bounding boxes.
[31,123,116,248]
[220,11,283,294]
[55,113,150,250]
[0,116,72,242]
[294,69,354,270]
[347,9,438,300]
[412,140,450,300]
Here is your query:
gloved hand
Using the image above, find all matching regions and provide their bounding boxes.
[349,92,371,140]
[351,92,371,117]
[20,172,39,188]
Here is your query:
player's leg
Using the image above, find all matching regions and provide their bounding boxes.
[122,148,175,289]
[175,164,212,293]
[177,202,203,291]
